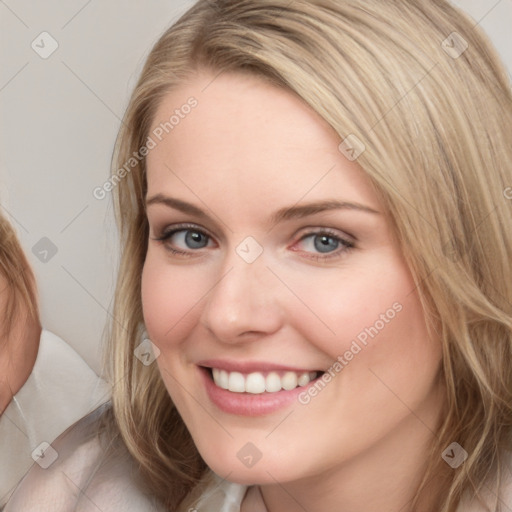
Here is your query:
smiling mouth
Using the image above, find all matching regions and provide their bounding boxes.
[204,367,324,394]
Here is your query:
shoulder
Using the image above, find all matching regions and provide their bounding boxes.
[5,404,166,512]
[0,330,110,506]
[498,449,512,506]
[456,449,512,512]
[16,329,110,422]
[34,329,107,388]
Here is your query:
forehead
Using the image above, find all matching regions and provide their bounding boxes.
[146,70,379,212]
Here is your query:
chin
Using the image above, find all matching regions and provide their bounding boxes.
[198,447,301,486]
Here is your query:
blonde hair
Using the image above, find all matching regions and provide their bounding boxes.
[108,1,512,510]
[0,212,39,341]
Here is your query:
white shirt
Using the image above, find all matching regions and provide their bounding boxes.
[4,404,167,511]
[0,329,110,507]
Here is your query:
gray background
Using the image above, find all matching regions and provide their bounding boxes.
[1,0,510,375]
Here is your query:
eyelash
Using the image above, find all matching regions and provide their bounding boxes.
[152,224,355,261]
[152,223,213,258]
[293,228,355,262]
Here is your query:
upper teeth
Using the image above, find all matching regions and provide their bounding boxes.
[211,369,318,394]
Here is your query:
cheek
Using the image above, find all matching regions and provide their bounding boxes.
[282,252,441,388]
[141,251,208,346]
[281,259,415,357]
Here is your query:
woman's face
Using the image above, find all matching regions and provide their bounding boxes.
[142,70,444,485]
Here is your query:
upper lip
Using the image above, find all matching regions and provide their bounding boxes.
[197,359,321,373]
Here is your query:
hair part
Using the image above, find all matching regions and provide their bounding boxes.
[109,1,512,510]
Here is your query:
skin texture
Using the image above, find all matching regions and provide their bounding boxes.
[142,70,446,512]
[0,274,40,414]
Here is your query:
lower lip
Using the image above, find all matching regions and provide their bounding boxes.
[200,367,319,416]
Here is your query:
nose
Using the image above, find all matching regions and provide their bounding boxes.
[199,254,284,344]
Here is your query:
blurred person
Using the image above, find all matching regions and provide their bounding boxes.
[0,212,109,507]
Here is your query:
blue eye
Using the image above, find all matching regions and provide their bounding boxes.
[312,234,340,253]
[154,226,213,254]
[295,231,354,258]
[179,230,209,249]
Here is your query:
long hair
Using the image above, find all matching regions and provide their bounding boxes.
[107,1,512,510]
[0,212,39,341]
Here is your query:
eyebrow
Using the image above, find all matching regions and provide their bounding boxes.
[145,194,380,223]
[271,200,379,224]
[146,194,208,218]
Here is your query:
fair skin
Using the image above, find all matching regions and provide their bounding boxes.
[142,70,446,512]
[0,274,40,414]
